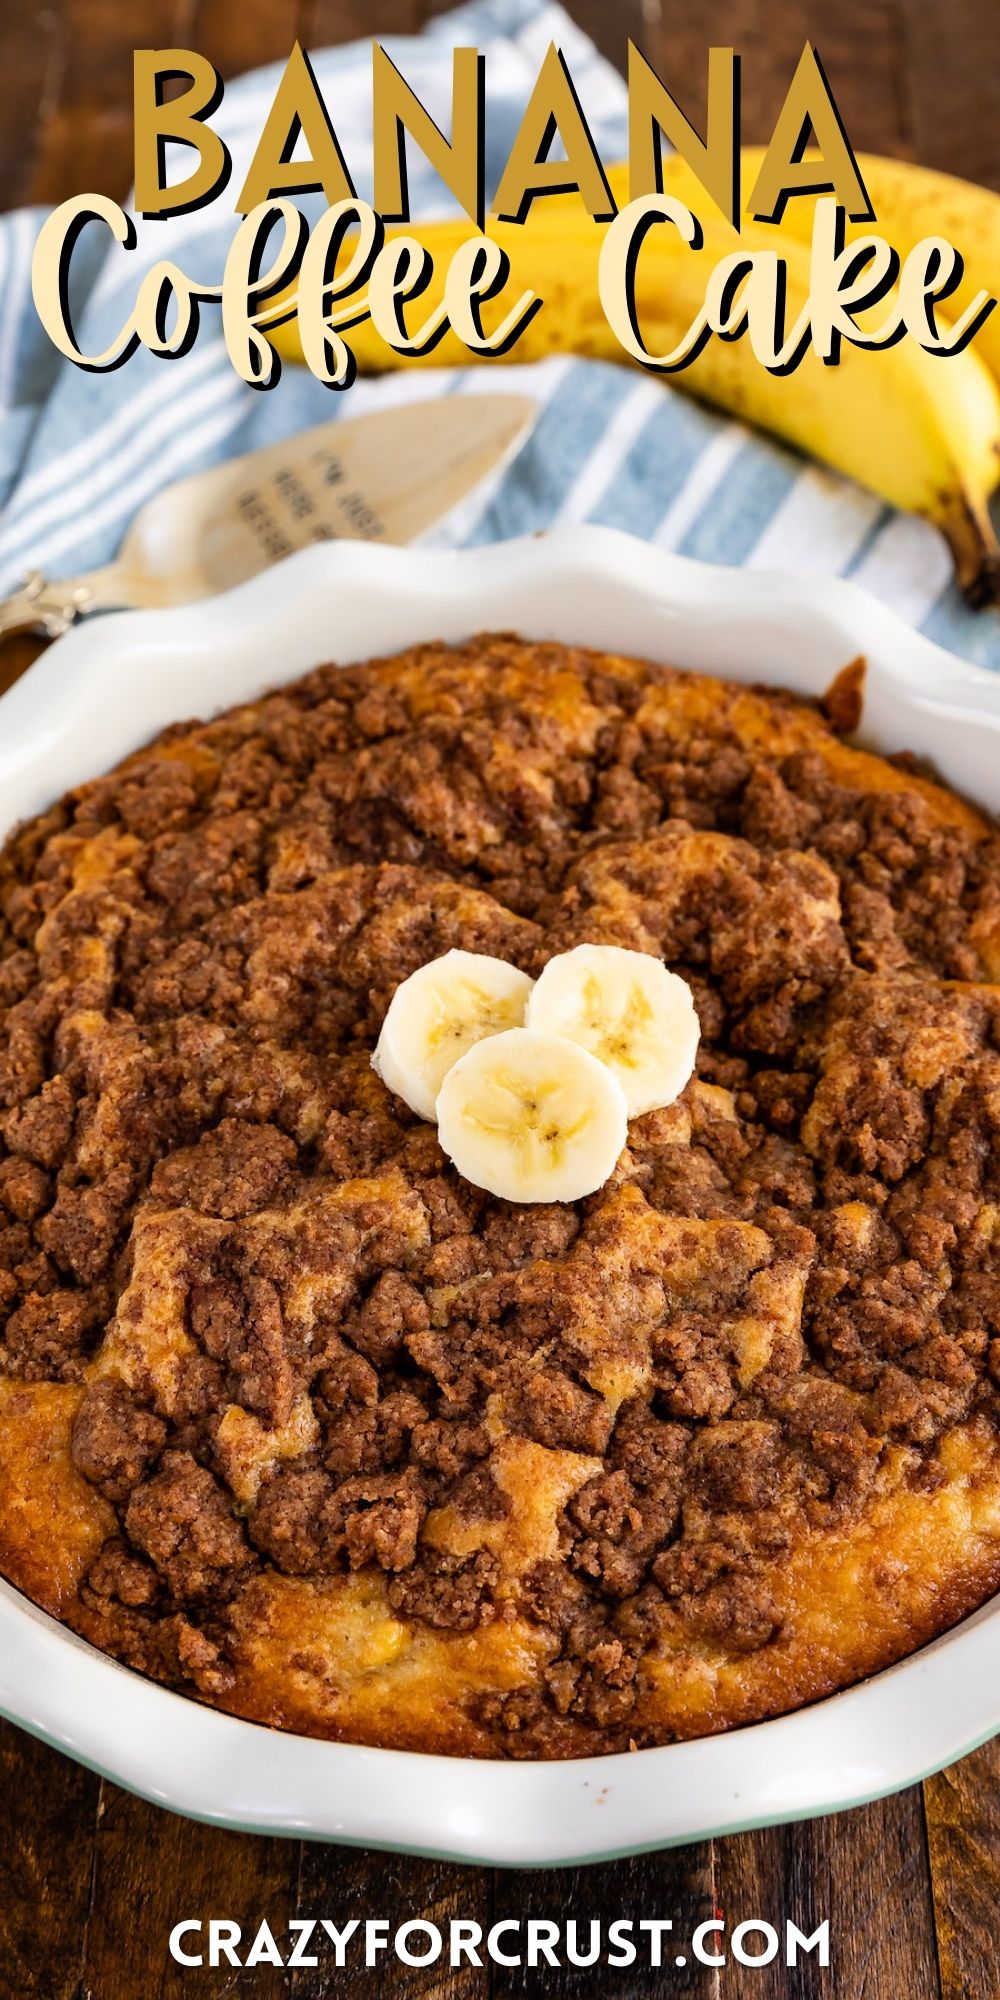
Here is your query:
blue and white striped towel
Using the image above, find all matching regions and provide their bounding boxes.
[1,0,999,671]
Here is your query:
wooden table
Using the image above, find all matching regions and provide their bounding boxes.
[2,4,999,1994]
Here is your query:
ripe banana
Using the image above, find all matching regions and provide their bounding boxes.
[635,148,1000,601]
[374,945,700,1199]
[270,160,1000,603]
[737,148,1000,385]
[372,948,533,1120]
[436,1027,628,1202]
[525,943,699,1116]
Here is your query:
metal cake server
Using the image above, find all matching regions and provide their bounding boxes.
[0,394,536,639]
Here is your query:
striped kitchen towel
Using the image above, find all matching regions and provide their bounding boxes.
[0,0,998,670]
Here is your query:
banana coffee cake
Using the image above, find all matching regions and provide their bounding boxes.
[1,634,999,1757]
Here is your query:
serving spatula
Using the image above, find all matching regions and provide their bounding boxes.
[0,393,536,639]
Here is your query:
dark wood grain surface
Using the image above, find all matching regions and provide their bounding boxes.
[1,4,999,1995]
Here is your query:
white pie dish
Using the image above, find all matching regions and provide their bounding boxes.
[1,522,999,1867]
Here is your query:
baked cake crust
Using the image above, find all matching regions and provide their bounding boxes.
[1,635,999,1758]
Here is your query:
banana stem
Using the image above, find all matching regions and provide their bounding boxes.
[939,492,1000,609]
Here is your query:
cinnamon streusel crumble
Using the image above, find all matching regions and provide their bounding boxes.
[1,635,999,1757]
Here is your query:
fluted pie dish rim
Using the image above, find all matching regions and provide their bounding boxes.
[0,523,999,1864]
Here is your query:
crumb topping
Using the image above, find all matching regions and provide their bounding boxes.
[2,634,1000,1754]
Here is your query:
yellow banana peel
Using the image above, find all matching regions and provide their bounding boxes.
[268,156,1000,603]
[736,148,1000,386]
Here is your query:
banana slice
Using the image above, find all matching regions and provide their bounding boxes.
[372,949,534,1120]
[436,1027,628,1203]
[525,943,699,1116]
